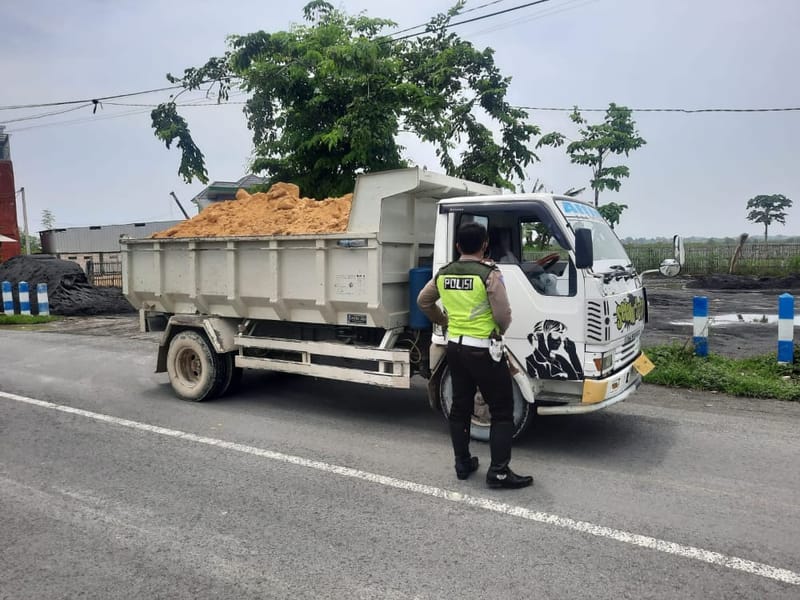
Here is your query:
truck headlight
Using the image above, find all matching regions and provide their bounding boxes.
[593,353,613,375]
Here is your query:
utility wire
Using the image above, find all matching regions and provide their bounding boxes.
[388,0,511,37]
[0,103,95,124]
[516,105,800,113]
[0,85,185,111]
[392,0,553,41]
[465,0,598,37]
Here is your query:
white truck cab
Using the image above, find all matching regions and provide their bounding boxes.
[429,193,678,440]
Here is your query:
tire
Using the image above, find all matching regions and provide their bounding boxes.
[166,330,228,402]
[216,352,244,397]
[439,364,534,442]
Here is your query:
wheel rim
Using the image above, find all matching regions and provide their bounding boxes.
[440,370,492,428]
[175,347,202,387]
[441,368,530,438]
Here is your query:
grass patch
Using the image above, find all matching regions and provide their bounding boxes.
[0,314,59,325]
[644,344,800,401]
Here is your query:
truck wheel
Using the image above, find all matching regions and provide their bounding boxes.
[166,330,228,401]
[439,365,534,442]
[216,352,244,397]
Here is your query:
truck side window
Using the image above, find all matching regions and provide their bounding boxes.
[521,219,576,297]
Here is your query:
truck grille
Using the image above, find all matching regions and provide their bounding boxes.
[586,300,610,342]
[613,337,640,370]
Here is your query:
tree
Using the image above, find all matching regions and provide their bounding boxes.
[597,202,628,230]
[745,194,792,242]
[41,209,56,230]
[19,232,41,254]
[538,103,646,207]
[151,1,540,197]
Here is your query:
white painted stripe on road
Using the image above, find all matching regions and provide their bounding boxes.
[2,389,798,587]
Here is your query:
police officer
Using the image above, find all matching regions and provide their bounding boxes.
[417,221,533,489]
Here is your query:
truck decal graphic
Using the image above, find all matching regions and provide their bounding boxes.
[615,295,645,330]
[525,320,584,380]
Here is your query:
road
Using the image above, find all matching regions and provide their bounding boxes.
[1,328,799,598]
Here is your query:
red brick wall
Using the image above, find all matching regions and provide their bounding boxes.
[0,161,21,260]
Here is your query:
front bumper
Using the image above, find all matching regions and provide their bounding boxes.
[535,358,644,416]
[536,373,642,415]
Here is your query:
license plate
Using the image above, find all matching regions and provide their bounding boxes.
[633,353,655,376]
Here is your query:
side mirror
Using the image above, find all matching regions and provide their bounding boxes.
[673,235,685,267]
[659,258,681,277]
[574,228,593,269]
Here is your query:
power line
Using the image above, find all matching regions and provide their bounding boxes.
[0,103,94,124]
[388,0,511,37]
[3,96,249,134]
[0,85,185,111]
[465,0,598,37]
[392,0,553,41]
[516,105,800,113]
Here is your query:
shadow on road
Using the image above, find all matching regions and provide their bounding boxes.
[150,371,676,472]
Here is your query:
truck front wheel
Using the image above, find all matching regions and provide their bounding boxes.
[439,365,534,442]
[166,330,229,401]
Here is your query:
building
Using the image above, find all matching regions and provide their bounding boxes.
[190,174,266,211]
[0,126,21,260]
[40,221,181,271]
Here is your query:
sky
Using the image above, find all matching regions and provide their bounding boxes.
[1,0,799,240]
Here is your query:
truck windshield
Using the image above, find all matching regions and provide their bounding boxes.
[555,200,631,272]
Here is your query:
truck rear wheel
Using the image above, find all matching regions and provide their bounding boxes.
[166,330,228,401]
[439,365,533,442]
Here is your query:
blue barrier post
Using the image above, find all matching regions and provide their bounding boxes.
[693,295,709,357]
[37,283,50,316]
[18,281,30,315]
[1,281,12,314]
[778,293,794,364]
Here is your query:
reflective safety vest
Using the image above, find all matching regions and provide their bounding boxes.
[436,260,499,339]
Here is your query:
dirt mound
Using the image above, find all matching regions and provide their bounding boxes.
[152,182,353,238]
[686,274,800,291]
[0,255,135,316]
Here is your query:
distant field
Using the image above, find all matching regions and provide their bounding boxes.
[525,242,800,275]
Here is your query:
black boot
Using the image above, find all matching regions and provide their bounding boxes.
[449,420,479,480]
[486,421,533,489]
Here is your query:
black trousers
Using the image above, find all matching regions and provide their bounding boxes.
[446,341,514,425]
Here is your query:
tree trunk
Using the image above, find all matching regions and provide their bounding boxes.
[764,224,768,242]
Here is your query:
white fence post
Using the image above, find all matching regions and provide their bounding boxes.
[778,293,794,364]
[1,281,12,314]
[18,281,31,315]
[37,283,50,316]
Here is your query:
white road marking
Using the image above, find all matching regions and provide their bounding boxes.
[2,389,798,587]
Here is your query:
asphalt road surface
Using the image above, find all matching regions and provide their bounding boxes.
[1,329,799,599]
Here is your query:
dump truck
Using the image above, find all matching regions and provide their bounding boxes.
[122,168,682,440]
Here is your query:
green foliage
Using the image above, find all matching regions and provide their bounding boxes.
[539,103,645,208]
[151,103,209,184]
[746,194,792,242]
[0,314,59,325]
[597,202,628,230]
[41,209,56,230]
[151,1,539,196]
[19,232,41,254]
[644,344,800,400]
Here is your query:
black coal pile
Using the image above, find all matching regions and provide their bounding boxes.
[0,255,135,316]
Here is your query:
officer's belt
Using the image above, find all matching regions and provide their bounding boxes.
[448,335,491,348]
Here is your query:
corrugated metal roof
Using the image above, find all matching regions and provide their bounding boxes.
[40,221,182,253]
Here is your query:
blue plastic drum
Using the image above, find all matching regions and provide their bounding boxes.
[408,267,433,330]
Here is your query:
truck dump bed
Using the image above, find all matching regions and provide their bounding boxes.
[122,168,497,329]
